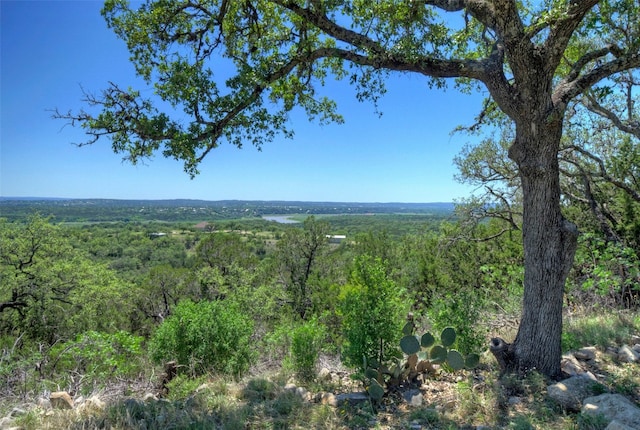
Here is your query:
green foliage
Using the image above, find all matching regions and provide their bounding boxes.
[0,216,133,343]
[562,312,640,352]
[165,374,209,401]
[49,331,144,385]
[150,299,255,378]
[576,412,609,430]
[196,232,258,274]
[569,233,640,308]
[428,292,487,354]
[276,216,331,319]
[339,255,409,371]
[289,317,325,382]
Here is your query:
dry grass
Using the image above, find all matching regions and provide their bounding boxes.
[2,310,639,429]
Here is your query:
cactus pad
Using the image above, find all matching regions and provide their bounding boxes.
[447,350,465,371]
[440,327,457,347]
[421,332,435,348]
[400,335,420,355]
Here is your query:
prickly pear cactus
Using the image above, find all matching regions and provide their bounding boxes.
[400,327,480,373]
[363,326,480,402]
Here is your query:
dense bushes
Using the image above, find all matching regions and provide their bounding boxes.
[150,300,255,378]
[2,209,638,399]
[49,331,144,382]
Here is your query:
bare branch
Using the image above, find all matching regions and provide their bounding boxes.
[564,144,640,203]
[582,93,640,139]
[555,52,640,105]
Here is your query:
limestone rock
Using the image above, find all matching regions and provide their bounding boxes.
[402,389,423,407]
[318,367,331,381]
[582,394,640,429]
[143,392,159,402]
[284,384,311,401]
[37,397,51,410]
[82,395,105,412]
[50,391,74,409]
[318,392,337,406]
[574,347,597,361]
[0,416,15,429]
[547,375,600,411]
[617,345,639,363]
[561,354,586,376]
[334,392,369,407]
[605,420,637,430]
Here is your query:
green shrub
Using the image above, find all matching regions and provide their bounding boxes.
[165,374,209,401]
[289,317,325,381]
[429,292,486,353]
[49,330,144,383]
[150,300,255,378]
[339,255,409,371]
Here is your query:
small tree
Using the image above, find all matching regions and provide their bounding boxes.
[339,255,409,371]
[276,216,330,319]
[289,317,325,382]
[150,299,254,378]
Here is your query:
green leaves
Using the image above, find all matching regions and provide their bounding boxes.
[150,299,255,378]
[339,255,409,371]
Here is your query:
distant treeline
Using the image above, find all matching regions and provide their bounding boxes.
[0,198,455,223]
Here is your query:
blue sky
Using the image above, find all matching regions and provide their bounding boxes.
[1,1,486,203]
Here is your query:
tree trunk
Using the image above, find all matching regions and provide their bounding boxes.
[506,118,579,379]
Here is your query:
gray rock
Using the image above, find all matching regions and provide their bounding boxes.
[605,420,636,430]
[9,408,27,417]
[582,394,640,429]
[37,397,51,409]
[408,420,422,430]
[335,392,370,407]
[547,375,600,411]
[574,346,597,361]
[0,416,15,429]
[618,345,640,363]
[402,389,423,407]
[561,354,586,376]
[508,396,523,405]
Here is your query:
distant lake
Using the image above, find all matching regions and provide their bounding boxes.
[262,215,300,224]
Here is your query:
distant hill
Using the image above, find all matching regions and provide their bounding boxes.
[0,198,455,222]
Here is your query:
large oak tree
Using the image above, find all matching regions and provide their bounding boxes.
[56,0,640,378]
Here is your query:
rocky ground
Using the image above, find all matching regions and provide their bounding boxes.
[1,340,639,429]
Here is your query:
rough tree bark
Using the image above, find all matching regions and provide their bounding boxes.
[505,118,579,378]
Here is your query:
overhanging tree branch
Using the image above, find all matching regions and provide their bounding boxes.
[555,52,640,105]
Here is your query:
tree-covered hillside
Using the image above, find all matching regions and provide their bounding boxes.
[1,195,638,428]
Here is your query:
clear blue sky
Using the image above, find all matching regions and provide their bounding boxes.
[1,1,486,203]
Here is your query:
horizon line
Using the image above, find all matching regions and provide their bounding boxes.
[0,196,457,205]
